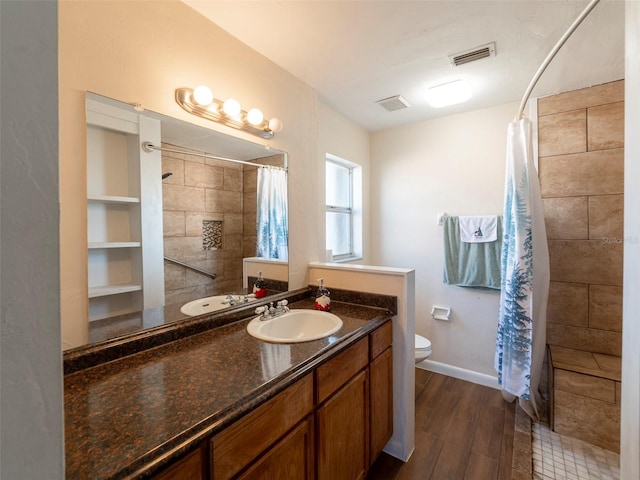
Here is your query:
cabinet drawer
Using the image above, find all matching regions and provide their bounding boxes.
[369,320,392,360]
[316,337,368,404]
[211,374,313,480]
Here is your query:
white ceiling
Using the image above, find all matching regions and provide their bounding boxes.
[184,0,625,132]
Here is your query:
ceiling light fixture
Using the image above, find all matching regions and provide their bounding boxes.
[175,87,283,139]
[425,80,472,108]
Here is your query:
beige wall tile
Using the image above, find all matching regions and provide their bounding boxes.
[538,80,624,116]
[163,236,208,262]
[547,281,588,327]
[222,234,243,259]
[554,369,616,403]
[224,213,244,236]
[184,162,223,189]
[547,323,622,357]
[224,168,243,192]
[243,235,257,258]
[164,285,209,308]
[163,262,185,291]
[205,189,242,214]
[589,285,623,332]
[548,240,623,286]
[243,191,257,215]
[588,102,624,151]
[223,258,244,281]
[163,211,185,237]
[205,157,242,170]
[593,353,622,376]
[243,167,257,193]
[538,109,586,157]
[163,184,205,212]
[589,194,624,241]
[161,155,185,185]
[542,197,588,239]
[539,149,624,198]
[549,345,600,371]
[554,390,620,452]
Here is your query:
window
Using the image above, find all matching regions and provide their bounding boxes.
[326,155,362,261]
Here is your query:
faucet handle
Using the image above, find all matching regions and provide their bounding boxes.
[255,306,267,315]
[277,299,288,307]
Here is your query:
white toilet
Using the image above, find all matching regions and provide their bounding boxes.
[415,334,432,364]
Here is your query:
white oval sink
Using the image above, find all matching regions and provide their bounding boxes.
[180,295,257,316]
[247,309,343,343]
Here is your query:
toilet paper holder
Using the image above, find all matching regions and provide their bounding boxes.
[431,305,451,321]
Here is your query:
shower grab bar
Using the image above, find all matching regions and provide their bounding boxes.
[516,0,600,120]
[164,256,217,280]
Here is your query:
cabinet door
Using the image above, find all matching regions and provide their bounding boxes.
[152,446,204,480]
[211,375,313,479]
[370,346,393,464]
[317,369,369,480]
[237,417,314,480]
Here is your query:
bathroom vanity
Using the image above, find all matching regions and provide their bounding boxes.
[64,290,394,479]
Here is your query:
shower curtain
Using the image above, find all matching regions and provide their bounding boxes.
[256,168,288,259]
[495,119,550,420]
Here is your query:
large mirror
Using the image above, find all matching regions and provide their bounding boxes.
[84,92,288,346]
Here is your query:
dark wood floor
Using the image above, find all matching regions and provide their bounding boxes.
[367,370,515,480]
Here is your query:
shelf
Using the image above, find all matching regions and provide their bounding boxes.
[89,284,142,298]
[88,194,140,204]
[88,242,141,249]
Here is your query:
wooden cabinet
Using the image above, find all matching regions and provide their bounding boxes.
[369,321,394,463]
[317,369,369,480]
[211,374,314,480]
[86,96,165,321]
[151,320,392,480]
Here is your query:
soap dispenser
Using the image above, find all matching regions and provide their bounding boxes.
[314,278,331,311]
[253,271,267,299]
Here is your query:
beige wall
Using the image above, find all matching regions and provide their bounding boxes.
[539,80,624,356]
[59,0,320,348]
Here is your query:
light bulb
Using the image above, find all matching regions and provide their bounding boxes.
[192,85,213,106]
[223,98,241,117]
[268,117,284,133]
[246,108,264,126]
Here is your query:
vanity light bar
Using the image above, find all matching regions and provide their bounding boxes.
[175,87,283,139]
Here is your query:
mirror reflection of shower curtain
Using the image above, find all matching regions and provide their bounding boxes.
[495,118,550,421]
[256,168,288,259]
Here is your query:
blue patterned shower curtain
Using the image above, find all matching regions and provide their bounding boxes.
[256,168,288,259]
[495,119,550,420]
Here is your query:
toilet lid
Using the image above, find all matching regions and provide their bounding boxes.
[415,334,431,349]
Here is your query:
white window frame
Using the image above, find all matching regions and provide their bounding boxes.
[325,154,362,262]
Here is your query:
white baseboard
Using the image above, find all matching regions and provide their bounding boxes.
[417,359,500,390]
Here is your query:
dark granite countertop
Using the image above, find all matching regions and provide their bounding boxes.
[64,297,392,479]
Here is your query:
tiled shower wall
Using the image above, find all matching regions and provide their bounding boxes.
[162,144,246,306]
[538,80,624,357]
[161,146,286,306]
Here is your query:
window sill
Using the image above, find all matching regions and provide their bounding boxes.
[330,256,363,264]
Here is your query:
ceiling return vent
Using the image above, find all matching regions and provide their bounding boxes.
[448,42,496,67]
[375,95,411,112]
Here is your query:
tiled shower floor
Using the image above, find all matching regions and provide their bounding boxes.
[532,420,620,480]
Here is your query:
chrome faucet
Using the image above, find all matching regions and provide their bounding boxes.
[225,293,256,306]
[255,300,289,320]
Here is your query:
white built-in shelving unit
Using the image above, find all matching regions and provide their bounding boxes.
[86,96,165,321]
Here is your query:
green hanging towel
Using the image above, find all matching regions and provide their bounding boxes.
[442,215,502,290]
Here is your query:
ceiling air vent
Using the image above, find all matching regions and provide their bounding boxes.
[448,42,496,67]
[375,95,411,112]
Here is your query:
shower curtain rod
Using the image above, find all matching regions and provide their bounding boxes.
[141,141,287,171]
[516,0,600,120]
